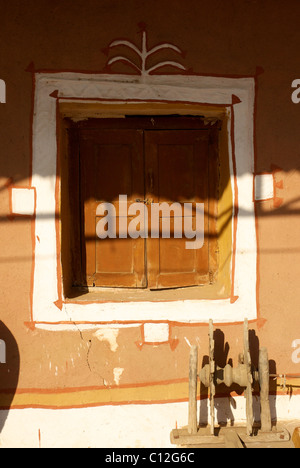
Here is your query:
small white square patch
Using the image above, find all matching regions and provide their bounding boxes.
[11,188,35,216]
[255,174,274,201]
[144,323,170,343]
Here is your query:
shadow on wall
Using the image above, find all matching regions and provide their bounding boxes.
[0,321,20,433]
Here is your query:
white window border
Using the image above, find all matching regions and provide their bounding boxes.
[31,73,256,327]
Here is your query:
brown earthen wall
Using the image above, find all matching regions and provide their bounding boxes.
[0,0,299,404]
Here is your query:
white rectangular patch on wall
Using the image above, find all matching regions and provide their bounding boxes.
[11,187,36,216]
[255,174,274,201]
[144,323,170,343]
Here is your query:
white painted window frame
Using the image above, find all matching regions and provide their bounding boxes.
[31,73,256,327]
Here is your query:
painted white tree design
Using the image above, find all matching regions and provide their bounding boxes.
[103,24,187,76]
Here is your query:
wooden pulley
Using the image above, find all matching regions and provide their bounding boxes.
[172,320,289,447]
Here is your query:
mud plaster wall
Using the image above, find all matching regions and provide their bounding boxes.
[0,0,299,407]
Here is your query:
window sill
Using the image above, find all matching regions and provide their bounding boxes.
[65,284,230,303]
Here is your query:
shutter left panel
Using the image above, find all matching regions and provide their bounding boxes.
[79,128,146,288]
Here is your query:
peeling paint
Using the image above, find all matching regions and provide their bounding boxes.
[292,339,300,364]
[113,367,124,386]
[94,328,119,352]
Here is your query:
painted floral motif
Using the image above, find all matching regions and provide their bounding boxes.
[103,23,186,76]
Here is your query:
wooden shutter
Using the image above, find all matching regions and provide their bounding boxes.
[76,120,218,291]
[79,128,146,288]
[145,130,215,289]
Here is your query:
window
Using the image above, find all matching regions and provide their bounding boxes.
[32,73,256,325]
[61,116,220,297]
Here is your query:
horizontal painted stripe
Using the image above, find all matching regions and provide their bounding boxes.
[0,378,299,410]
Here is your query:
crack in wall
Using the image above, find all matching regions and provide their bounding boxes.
[77,329,108,387]
[63,307,108,386]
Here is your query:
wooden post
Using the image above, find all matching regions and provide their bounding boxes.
[188,345,198,434]
[209,319,215,435]
[259,347,272,432]
[244,318,254,436]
